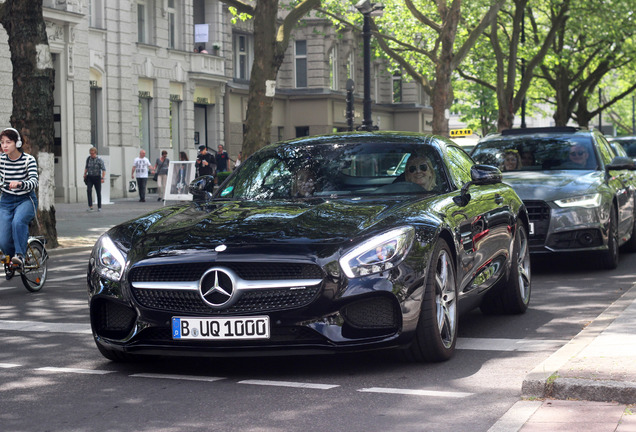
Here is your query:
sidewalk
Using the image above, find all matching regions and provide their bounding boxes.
[54,196,166,249]
[53,197,636,430]
[491,283,636,431]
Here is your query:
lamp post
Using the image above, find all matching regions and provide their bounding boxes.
[355,0,384,132]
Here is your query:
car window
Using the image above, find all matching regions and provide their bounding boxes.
[472,135,598,171]
[445,146,473,188]
[596,135,615,165]
[218,141,452,199]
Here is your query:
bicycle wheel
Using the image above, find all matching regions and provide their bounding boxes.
[21,239,48,292]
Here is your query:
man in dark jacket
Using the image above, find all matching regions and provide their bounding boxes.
[196,145,216,176]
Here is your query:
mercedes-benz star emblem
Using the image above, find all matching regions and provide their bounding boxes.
[199,268,235,307]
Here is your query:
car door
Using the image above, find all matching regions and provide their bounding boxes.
[444,146,514,294]
[597,134,635,238]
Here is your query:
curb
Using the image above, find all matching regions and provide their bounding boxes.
[521,284,636,402]
[551,378,636,405]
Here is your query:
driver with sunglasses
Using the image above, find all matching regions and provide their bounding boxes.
[405,154,436,191]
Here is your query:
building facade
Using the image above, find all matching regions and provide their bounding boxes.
[0,0,432,202]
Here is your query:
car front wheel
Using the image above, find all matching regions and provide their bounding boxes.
[480,221,531,314]
[405,239,457,362]
[600,205,619,270]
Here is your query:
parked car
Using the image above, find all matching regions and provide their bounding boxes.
[471,127,636,269]
[88,132,531,363]
[608,136,636,161]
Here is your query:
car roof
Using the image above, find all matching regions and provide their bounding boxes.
[270,131,461,152]
[480,126,596,143]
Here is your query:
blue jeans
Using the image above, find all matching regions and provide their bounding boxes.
[0,192,37,257]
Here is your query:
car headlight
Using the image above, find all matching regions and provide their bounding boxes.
[93,235,127,281]
[339,227,415,278]
[554,193,602,208]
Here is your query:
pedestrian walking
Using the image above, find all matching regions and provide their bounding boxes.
[131,149,153,202]
[83,147,106,212]
[195,145,215,177]
[153,150,170,201]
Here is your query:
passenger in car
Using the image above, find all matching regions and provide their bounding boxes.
[405,155,436,191]
[501,149,521,171]
[292,167,318,197]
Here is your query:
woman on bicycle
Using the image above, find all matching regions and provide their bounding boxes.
[0,127,38,270]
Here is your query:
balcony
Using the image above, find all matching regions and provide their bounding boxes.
[190,53,225,79]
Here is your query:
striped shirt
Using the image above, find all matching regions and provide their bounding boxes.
[0,152,38,196]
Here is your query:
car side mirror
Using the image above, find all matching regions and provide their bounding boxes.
[453,165,502,207]
[188,175,216,201]
[471,164,503,185]
[606,156,636,171]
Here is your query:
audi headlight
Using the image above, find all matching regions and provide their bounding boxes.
[93,235,127,281]
[339,227,415,278]
[554,193,602,208]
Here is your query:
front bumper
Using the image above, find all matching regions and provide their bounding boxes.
[525,199,609,253]
[88,257,425,358]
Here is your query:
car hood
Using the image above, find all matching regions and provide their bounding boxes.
[502,170,602,202]
[108,197,433,258]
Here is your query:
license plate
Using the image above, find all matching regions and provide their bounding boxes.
[172,316,270,340]
[528,222,535,235]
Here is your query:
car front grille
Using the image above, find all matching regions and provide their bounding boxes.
[524,200,551,249]
[128,262,324,314]
[132,285,322,314]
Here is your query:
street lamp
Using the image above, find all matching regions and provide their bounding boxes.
[355,0,384,132]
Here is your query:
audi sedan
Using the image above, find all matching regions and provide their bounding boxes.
[472,127,636,269]
[88,132,530,363]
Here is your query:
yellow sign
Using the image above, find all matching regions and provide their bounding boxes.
[450,128,473,137]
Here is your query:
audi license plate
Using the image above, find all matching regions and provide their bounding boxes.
[172,316,270,340]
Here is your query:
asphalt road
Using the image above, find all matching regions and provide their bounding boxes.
[0,248,634,431]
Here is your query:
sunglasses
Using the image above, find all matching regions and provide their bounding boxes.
[569,150,586,156]
[408,164,429,173]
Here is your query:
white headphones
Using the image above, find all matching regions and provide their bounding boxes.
[2,127,22,148]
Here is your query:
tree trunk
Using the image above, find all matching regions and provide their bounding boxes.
[552,67,571,127]
[242,0,280,159]
[0,0,58,247]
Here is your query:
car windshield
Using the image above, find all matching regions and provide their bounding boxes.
[471,135,598,171]
[217,141,451,200]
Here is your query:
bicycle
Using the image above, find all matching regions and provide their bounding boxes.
[0,236,48,292]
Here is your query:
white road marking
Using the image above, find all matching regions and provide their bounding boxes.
[35,367,114,375]
[239,379,339,390]
[0,320,91,334]
[131,373,225,382]
[0,363,21,368]
[46,274,86,282]
[358,387,472,398]
[457,337,565,352]
[0,286,18,291]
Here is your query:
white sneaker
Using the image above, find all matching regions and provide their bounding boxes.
[11,255,24,269]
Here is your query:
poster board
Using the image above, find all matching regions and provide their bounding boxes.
[164,161,196,201]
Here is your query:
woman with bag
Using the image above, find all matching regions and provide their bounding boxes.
[153,150,170,201]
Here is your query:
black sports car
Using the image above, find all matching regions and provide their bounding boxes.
[88,132,531,362]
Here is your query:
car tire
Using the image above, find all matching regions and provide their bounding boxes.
[404,239,457,362]
[600,205,619,270]
[480,222,531,315]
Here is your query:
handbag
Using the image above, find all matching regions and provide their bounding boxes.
[128,180,137,193]
[152,172,158,182]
